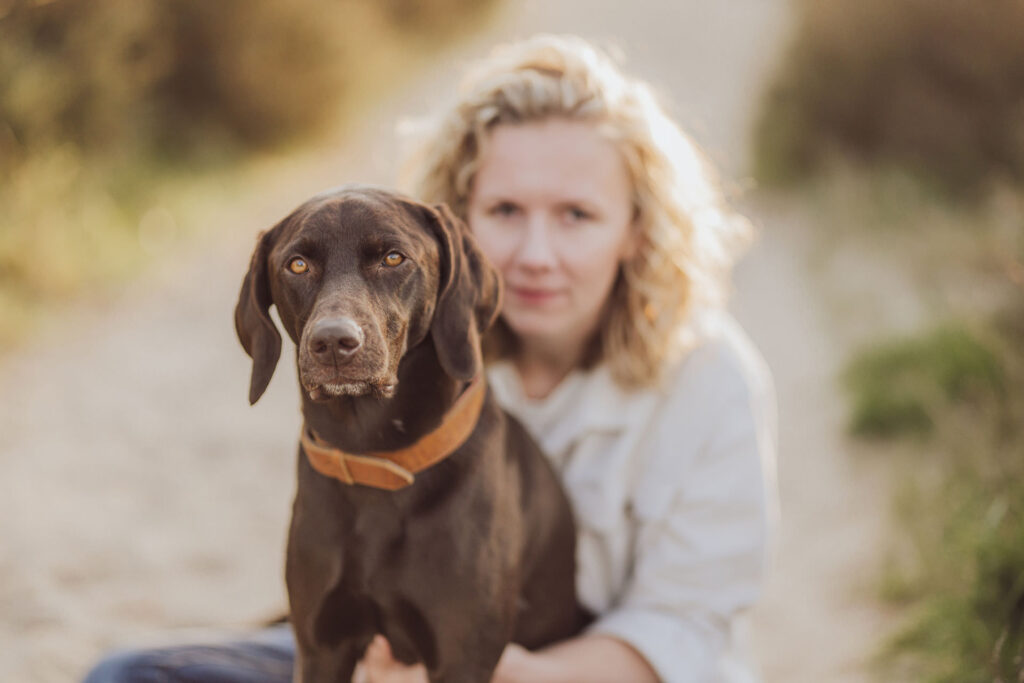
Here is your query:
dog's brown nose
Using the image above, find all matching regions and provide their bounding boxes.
[309,317,364,363]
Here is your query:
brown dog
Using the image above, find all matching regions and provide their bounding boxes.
[235,186,589,682]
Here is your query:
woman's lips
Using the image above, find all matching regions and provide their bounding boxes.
[508,285,561,305]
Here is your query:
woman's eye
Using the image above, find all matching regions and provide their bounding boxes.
[565,206,592,222]
[490,202,520,217]
[383,251,405,267]
[288,257,309,274]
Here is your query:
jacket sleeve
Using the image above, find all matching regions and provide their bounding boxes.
[585,338,778,683]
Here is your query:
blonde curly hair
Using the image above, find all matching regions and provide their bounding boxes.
[401,34,751,388]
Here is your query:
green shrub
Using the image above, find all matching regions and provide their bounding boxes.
[882,475,1024,682]
[0,0,498,349]
[845,315,1024,681]
[0,0,364,169]
[0,0,498,172]
[974,522,1024,679]
[755,0,1024,197]
[844,324,1005,439]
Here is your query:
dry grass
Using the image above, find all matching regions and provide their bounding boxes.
[0,0,500,351]
[825,181,1024,681]
[754,0,1024,198]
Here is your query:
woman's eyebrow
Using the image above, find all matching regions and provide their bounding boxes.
[555,197,602,210]
[475,193,517,204]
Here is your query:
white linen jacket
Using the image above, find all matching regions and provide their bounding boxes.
[487,310,778,683]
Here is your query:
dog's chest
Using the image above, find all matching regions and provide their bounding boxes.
[319,490,424,565]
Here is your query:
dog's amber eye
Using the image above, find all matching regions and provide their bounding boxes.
[383,252,404,267]
[288,258,309,274]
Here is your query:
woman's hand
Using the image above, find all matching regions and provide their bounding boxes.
[491,642,551,683]
[354,634,652,683]
[353,636,429,683]
[497,635,657,683]
[353,638,550,683]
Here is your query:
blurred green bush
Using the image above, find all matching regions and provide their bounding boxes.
[844,325,1005,439]
[754,0,1024,197]
[884,469,1024,682]
[844,317,1024,681]
[772,1,1024,675]
[0,0,496,348]
[0,0,494,171]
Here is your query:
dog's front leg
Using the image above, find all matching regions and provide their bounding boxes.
[287,486,370,683]
[427,618,510,683]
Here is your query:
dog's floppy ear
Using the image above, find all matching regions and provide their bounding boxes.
[235,223,284,404]
[424,203,502,381]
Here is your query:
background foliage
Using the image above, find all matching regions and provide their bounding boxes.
[755,0,1024,679]
[0,0,495,347]
[754,0,1024,198]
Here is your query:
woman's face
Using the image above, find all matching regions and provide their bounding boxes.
[467,119,635,355]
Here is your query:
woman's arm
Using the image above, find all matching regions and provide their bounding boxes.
[359,635,657,683]
[573,335,776,683]
[493,635,658,683]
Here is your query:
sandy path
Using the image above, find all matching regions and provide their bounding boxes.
[1,2,899,681]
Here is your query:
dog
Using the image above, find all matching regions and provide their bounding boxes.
[235,186,590,682]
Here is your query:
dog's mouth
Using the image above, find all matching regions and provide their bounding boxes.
[297,333,396,401]
[303,378,397,402]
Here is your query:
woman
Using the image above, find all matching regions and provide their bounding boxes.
[85,34,776,683]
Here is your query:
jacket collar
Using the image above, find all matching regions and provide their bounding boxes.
[487,362,645,460]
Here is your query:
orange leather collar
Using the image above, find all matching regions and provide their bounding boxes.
[300,376,486,490]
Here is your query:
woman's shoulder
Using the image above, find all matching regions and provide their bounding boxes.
[630,309,777,518]
[659,308,774,411]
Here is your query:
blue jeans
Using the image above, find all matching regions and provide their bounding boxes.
[82,624,296,683]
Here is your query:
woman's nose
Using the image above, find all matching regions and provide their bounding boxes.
[514,218,558,270]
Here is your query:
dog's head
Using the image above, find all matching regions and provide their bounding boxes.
[235,186,501,404]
